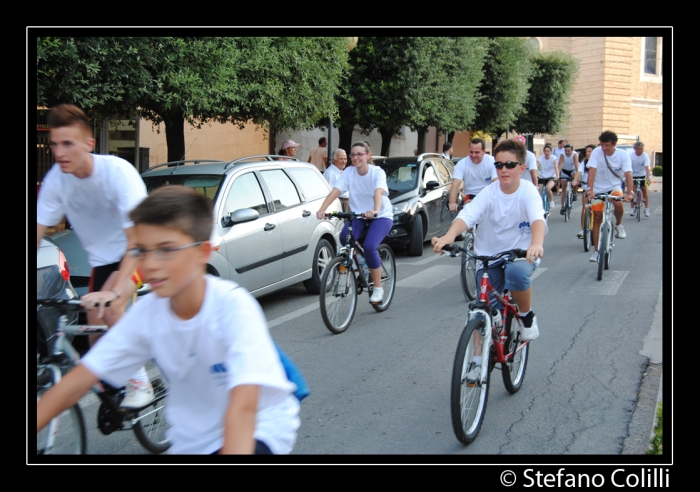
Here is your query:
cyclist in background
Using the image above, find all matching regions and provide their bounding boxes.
[585,130,634,263]
[514,135,538,187]
[316,141,393,304]
[558,143,580,214]
[628,141,652,218]
[577,144,596,239]
[537,144,559,209]
[448,137,498,210]
[36,103,152,409]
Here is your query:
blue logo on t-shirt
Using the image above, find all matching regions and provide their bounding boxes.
[210,362,228,387]
[519,221,532,235]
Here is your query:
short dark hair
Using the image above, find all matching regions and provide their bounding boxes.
[633,141,645,149]
[319,137,327,145]
[470,138,486,151]
[129,186,213,242]
[49,104,92,136]
[442,142,453,152]
[558,140,565,145]
[598,130,618,145]
[564,143,573,149]
[493,139,526,164]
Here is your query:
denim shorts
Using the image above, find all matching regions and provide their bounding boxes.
[477,258,537,309]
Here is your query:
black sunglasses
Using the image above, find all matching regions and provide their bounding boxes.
[494,161,521,169]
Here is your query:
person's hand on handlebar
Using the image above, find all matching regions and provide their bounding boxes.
[316,209,327,220]
[525,243,544,264]
[431,234,455,254]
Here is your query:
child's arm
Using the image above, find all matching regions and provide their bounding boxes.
[431,217,468,253]
[37,364,99,431]
[221,384,260,454]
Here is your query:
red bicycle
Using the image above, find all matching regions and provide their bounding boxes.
[443,245,530,444]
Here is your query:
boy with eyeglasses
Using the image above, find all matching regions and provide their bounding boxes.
[432,139,547,342]
[38,186,301,454]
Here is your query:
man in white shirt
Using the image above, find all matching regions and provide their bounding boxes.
[585,131,634,263]
[514,135,538,185]
[448,138,498,211]
[628,141,652,217]
[323,149,349,211]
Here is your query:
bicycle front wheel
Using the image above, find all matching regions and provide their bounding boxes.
[371,244,396,312]
[320,256,358,334]
[460,236,477,302]
[450,319,490,445]
[597,224,608,281]
[583,208,592,252]
[132,372,170,454]
[636,190,642,222]
[37,389,86,455]
[501,310,529,394]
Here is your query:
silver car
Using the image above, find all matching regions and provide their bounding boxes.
[51,156,342,298]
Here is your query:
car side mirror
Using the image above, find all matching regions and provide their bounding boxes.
[221,208,260,228]
[426,180,440,190]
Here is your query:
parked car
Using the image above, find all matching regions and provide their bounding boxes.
[37,237,79,358]
[376,153,459,256]
[50,156,342,298]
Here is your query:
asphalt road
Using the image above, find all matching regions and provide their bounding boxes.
[34,191,664,460]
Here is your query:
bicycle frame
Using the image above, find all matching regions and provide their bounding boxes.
[333,214,373,291]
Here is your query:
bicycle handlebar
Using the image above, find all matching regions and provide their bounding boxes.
[325,212,369,220]
[441,244,527,262]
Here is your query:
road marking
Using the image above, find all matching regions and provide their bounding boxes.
[268,302,319,328]
[396,265,458,288]
[570,270,629,295]
[531,267,547,280]
[403,253,451,265]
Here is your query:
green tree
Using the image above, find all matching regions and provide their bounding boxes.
[37,37,349,162]
[471,37,535,142]
[512,51,579,136]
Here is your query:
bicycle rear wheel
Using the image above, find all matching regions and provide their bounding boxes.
[460,236,477,302]
[320,256,358,334]
[501,310,529,394]
[450,319,490,445]
[37,388,86,454]
[636,190,642,222]
[132,370,170,454]
[371,244,396,312]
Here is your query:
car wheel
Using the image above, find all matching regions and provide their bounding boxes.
[303,238,334,294]
[406,214,424,257]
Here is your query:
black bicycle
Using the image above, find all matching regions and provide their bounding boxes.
[37,298,170,454]
[319,212,396,334]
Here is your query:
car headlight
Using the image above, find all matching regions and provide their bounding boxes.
[392,203,409,216]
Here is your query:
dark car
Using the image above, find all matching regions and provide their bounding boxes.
[376,153,458,256]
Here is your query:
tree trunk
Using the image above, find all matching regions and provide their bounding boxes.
[163,112,186,163]
[268,122,277,155]
[338,125,354,156]
[416,128,427,155]
[379,127,395,157]
[448,131,456,144]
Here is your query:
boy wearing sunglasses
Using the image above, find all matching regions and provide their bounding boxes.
[432,139,547,341]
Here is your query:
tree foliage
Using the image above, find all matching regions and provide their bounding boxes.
[512,51,579,136]
[37,37,349,161]
[471,37,535,139]
[336,37,488,156]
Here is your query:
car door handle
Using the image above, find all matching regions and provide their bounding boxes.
[302,210,311,217]
[264,223,276,231]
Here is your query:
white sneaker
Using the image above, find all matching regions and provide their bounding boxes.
[464,362,481,385]
[615,224,626,239]
[644,209,650,217]
[519,313,540,341]
[630,208,636,216]
[589,251,599,263]
[369,287,384,304]
[121,379,155,409]
[577,229,584,239]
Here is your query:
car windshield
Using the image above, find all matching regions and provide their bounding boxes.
[378,162,418,192]
[142,175,225,202]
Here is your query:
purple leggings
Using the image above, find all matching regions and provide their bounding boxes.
[340,218,393,269]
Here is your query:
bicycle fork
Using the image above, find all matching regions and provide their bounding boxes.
[463,309,493,385]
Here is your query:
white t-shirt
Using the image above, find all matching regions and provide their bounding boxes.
[452,154,497,195]
[588,146,632,193]
[333,165,393,219]
[628,150,651,177]
[553,146,566,160]
[538,154,558,179]
[37,154,147,268]
[521,150,538,184]
[323,164,349,198]
[456,181,547,258]
[578,159,590,190]
[82,275,301,454]
[560,152,577,173]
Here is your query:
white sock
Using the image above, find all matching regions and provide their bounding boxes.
[646,208,650,213]
[473,356,482,366]
[130,366,150,384]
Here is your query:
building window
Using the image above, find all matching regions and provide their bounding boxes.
[641,38,663,82]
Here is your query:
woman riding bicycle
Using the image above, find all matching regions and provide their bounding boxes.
[577,144,596,239]
[316,141,393,304]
